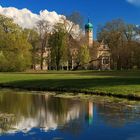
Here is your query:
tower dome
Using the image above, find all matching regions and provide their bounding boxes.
[85,22,93,30]
[85,19,93,30]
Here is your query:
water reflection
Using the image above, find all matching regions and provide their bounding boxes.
[96,102,140,127]
[85,102,93,125]
[0,91,82,134]
[0,90,140,140]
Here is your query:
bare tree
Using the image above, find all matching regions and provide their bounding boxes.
[36,20,51,70]
[97,19,140,70]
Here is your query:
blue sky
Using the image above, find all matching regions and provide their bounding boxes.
[0,0,140,29]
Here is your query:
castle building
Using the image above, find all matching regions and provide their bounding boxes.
[85,20,111,70]
[35,20,111,70]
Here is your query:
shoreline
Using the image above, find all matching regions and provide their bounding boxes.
[0,83,140,101]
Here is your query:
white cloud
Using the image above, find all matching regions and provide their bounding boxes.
[0,6,81,38]
[0,6,65,29]
[126,0,140,6]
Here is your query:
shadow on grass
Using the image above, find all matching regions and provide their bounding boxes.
[1,77,140,90]
[8,71,140,79]
[1,77,140,100]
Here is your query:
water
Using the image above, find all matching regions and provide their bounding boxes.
[0,89,140,140]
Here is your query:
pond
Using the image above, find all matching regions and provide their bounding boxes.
[0,89,140,140]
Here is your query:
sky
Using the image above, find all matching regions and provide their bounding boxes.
[0,0,140,33]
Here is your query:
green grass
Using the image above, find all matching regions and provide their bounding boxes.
[0,70,140,98]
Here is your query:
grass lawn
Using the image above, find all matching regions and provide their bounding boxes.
[0,70,140,98]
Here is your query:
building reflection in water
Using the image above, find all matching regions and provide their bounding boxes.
[85,101,93,125]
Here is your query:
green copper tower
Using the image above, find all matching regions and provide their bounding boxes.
[85,19,93,48]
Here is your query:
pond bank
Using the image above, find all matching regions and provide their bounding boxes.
[0,83,140,101]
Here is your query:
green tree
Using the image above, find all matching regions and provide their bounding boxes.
[0,15,31,71]
[48,23,68,70]
[0,14,21,33]
[23,29,40,70]
[78,45,90,69]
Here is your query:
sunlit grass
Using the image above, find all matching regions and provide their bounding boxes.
[0,70,140,97]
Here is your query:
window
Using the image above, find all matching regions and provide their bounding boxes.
[103,57,110,64]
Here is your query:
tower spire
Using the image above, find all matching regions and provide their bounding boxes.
[88,18,90,23]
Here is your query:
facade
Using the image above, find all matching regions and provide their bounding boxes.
[85,20,111,70]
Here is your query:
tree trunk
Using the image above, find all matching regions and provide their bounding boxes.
[40,46,44,70]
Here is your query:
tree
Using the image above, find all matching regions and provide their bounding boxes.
[36,20,51,70]
[48,23,68,70]
[0,14,21,34]
[0,32,31,71]
[23,29,40,70]
[58,15,84,70]
[0,15,31,72]
[97,19,140,70]
[78,45,90,69]
[66,11,84,29]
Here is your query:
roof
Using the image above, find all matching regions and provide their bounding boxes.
[85,22,93,29]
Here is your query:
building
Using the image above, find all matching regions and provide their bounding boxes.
[85,20,111,70]
[35,20,111,70]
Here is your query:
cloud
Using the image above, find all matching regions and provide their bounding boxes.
[0,6,65,29]
[0,6,81,38]
[126,0,140,6]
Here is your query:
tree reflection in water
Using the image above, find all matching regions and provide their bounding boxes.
[96,102,140,127]
[0,90,139,136]
[0,91,82,134]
